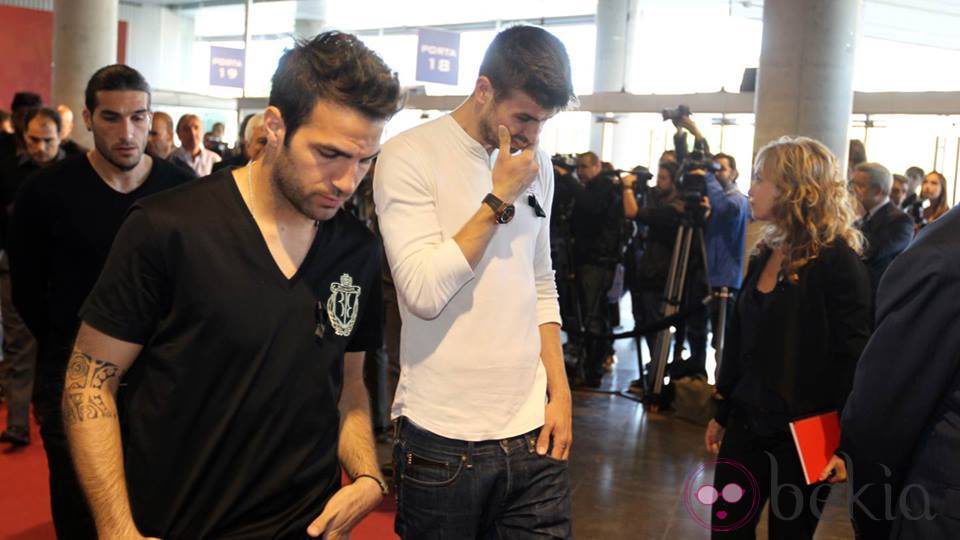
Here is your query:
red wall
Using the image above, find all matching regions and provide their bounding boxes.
[0,5,127,111]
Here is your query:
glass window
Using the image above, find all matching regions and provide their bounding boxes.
[858,115,960,206]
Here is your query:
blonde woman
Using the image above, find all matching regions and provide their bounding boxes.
[703,136,872,539]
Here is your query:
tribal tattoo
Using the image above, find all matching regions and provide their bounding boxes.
[62,351,122,426]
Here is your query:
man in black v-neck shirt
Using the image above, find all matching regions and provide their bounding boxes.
[64,34,402,539]
[7,65,191,539]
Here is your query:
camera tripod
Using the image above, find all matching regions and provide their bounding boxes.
[642,217,727,410]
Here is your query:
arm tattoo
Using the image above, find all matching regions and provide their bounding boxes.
[63,351,122,426]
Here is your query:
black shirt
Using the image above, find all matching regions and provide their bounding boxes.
[60,139,89,156]
[8,154,192,378]
[571,172,621,265]
[212,153,248,173]
[0,132,17,163]
[549,171,578,240]
[80,168,384,538]
[0,153,55,249]
[633,188,684,289]
[728,283,791,434]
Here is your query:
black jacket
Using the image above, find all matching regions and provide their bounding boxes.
[716,241,872,426]
[859,201,914,296]
[841,205,960,539]
[571,172,621,266]
[632,188,684,289]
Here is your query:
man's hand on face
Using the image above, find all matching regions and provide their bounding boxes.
[306,477,383,539]
[491,125,539,204]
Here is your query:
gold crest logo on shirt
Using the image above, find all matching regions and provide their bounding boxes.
[326,273,361,337]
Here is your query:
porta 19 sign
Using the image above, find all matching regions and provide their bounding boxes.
[210,46,245,88]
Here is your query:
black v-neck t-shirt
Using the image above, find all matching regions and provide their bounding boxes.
[80,168,384,538]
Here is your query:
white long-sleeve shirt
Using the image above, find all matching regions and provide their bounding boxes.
[373,114,561,441]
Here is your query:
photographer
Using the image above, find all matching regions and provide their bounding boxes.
[551,155,581,348]
[571,151,622,387]
[664,114,749,380]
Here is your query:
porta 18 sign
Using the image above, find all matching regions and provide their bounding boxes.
[416,28,460,85]
[210,46,245,88]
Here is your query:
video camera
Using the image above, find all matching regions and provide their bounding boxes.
[599,165,654,185]
[663,105,720,224]
[662,104,691,122]
[551,153,578,172]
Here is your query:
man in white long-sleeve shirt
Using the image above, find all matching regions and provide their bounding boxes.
[374,26,576,538]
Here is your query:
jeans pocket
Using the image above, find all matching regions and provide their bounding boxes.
[400,447,466,487]
[539,452,570,467]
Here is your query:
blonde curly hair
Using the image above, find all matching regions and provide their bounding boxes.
[753,136,864,282]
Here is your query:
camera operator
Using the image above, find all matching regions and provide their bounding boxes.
[622,161,684,391]
[660,114,748,380]
[551,155,581,349]
[571,151,622,387]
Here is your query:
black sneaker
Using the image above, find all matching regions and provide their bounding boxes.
[0,426,30,446]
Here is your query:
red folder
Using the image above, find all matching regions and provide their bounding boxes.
[789,411,841,485]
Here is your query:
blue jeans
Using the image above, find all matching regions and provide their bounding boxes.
[393,417,572,539]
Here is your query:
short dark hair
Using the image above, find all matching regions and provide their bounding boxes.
[269,31,402,145]
[0,110,10,124]
[714,152,737,171]
[478,25,575,110]
[24,107,62,135]
[659,161,679,184]
[905,166,925,180]
[151,111,173,134]
[177,114,200,134]
[11,92,42,112]
[576,151,599,166]
[85,64,151,113]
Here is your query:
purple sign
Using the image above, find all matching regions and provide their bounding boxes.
[416,28,460,85]
[210,46,245,88]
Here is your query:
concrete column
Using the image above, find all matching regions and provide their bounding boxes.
[294,0,327,40]
[590,0,639,166]
[53,0,118,149]
[753,0,861,165]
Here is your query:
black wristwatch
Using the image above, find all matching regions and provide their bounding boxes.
[483,193,515,224]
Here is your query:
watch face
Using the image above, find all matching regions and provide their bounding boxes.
[499,204,516,224]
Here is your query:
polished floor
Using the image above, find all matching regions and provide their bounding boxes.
[563,300,855,539]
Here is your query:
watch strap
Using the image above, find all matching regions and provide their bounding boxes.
[483,193,506,213]
[483,193,514,224]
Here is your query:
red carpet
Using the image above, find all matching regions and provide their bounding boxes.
[0,404,398,539]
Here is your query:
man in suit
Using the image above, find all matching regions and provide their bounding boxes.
[850,162,914,297]
[840,204,960,539]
